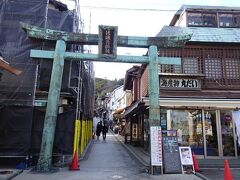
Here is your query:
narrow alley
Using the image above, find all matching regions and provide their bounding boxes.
[11,131,201,180]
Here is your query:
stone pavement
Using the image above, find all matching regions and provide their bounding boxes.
[199,168,240,180]
[0,131,202,180]
[2,130,239,180]
[113,133,149,167]
[0,169,22,180]
[113,133,240,180]
[114,133,204,179]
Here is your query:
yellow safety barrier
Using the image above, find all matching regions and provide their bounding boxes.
[70,119,80,170]
[79,119,93,156]
[80,119,85,156]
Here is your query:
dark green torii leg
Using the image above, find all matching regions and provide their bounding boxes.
[148,45,161,174]
[37,40,66,172]
[148,45,160,127]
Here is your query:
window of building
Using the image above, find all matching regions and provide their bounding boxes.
[204,110,219,156]
[203,14,217,27]
[220,110,235,156]
[159,64,181,73]
[183,58,201,74]
[159,58,201,75]
[162,109,204,155]
[225,59,240,79]
[188,13,202,26]
[219,13,240,27]
[204,58,222,79]
[188,12,217,27]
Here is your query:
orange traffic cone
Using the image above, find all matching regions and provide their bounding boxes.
[69,152,80,170]
[224,160,233,180]
[192,152,200,172]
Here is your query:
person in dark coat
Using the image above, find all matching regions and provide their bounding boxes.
[102,121,108,140]
[96,121,102,140]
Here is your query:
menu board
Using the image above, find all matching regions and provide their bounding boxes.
[162,136,182,173]
[150,126,162,166]
[179,146,193,165]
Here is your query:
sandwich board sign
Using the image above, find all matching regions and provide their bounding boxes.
[162,136,182,174]
[179,146,195,173]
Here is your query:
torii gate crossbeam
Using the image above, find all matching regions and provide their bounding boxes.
[21,22,191,48]
[21,23,191,173]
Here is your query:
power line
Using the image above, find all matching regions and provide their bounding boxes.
[81,5,178,12]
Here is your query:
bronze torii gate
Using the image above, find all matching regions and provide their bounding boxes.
[21,22,191,173]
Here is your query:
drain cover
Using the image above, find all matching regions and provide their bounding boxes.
[111,175,123,179]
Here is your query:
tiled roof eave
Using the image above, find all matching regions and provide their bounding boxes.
[158,26,240,44]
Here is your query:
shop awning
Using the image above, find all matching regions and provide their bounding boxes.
[114,107,125,114]
[113,113,122,119]
[113,107,125,119]
[142,97,240,109]
[121,100,142,118]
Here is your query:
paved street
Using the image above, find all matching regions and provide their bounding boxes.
[199,168,240,180]
[11,132,201,180]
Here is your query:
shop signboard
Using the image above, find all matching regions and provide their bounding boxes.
[162,136,182,173]
[150,126,162,166]
[160,78,201,90]
[179,146,193,165]
[179,146,194,173]
[132,123,138,140]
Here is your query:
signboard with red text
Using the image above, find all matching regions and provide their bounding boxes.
[150,126,162,166]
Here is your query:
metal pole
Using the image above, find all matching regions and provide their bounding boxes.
[37,39,66,172]
[148,45,161,174]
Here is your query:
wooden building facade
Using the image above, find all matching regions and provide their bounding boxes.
[123,5,240,160]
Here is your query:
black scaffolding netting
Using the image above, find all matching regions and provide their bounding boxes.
[0,106,33,156]
[0,0,46,106]
[82,62,95,119]
[30,108,75,156]
[0,0,95,158]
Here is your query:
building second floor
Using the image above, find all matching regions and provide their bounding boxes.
[170,5,240,28]
[124,30,240,104]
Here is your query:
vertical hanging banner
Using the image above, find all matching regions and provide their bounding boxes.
[150,126,162,166]
[98,25,118,58]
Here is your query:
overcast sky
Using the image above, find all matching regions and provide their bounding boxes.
[62,0,240,80]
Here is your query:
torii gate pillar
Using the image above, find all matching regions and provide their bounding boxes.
[37,40,66,171]
[148,45,160,126]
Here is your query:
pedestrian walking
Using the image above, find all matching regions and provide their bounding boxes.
[96,121,102,140]
[102,121,108,140]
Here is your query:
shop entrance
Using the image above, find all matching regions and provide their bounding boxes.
[161,109,237,159]
[203,110,236,158]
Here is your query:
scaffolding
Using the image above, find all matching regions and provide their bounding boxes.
[0,0,94,166]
